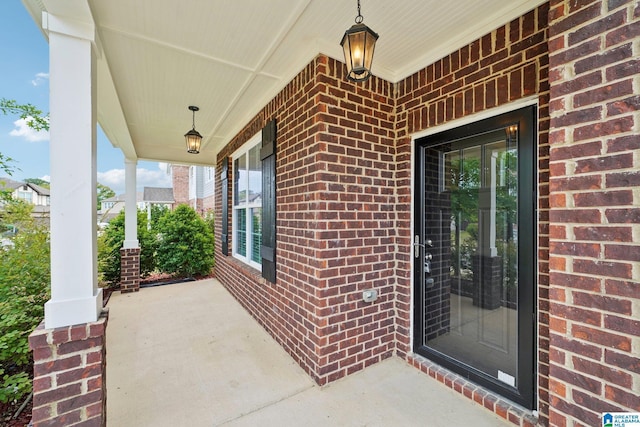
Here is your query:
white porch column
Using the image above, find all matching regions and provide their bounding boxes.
[123,158,139,248]
[43,12,102,329]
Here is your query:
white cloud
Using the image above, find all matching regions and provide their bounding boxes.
[31,72,49,86]
[137,166,172,189]
[97,169,125,194]
[97,164,172,195]
[9,117,49,142]
[40,175,51,183]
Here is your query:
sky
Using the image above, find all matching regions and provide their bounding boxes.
[0,1,172,195]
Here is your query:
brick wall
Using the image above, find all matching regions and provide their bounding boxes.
[395,4,551,425]
[216,56,397,385]
[171,165,190,207]
[215,2,638,425]
[120,247,140,293]
[547,0,640,425]
[202,194,214,213]
[29,310,108,427]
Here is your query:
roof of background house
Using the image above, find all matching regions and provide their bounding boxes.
[143,187,174,203]
[29,183,50,196]
[0,177,50,196]
[0,177,27,191]
[102,192,143,203]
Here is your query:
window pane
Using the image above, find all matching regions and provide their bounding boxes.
[248,145,262,204]
[18,191,32,202]
[251,208,262,263]
[236,209,246,257]
[234,155,247,205]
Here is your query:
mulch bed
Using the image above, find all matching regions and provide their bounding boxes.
[103,272,214,305]
[0,397,32,427]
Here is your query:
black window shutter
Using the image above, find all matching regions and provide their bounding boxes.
[220,158,229,256]
[261,119,276,283]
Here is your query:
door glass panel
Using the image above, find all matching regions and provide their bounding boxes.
[423,127,519,386]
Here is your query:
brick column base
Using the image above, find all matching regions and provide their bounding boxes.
[472,255,503,310]
[28,309,109,427]
[120,247,140,293]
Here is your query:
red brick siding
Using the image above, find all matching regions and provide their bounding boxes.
[215,2,639,425]
[190,197,204,215]
[216,56,397,385]
[395,4,551,425]
[28,311,108,427]
[120,248,140,293]
[171,165,190,207]
[216,59,327,382]
[547,0,640,425]
[202,194,214,213]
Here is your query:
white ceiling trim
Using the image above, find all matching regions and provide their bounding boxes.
[98,25,280,80]
[201,0,314,152]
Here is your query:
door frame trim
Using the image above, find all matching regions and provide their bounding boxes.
[409,101,539,410]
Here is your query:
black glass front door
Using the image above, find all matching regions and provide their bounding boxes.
[413,106,536,408]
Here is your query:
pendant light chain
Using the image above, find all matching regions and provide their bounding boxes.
[355,0,363,24]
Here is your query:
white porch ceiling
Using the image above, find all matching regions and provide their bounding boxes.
[23,0,546,166]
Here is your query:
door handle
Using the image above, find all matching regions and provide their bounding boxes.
[413,235,424,258]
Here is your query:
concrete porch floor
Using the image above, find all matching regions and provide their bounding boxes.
[106,279,510,426]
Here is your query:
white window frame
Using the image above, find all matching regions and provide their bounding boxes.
[205,166,214,183]
[189,166,197,200]
[231,132,262,270]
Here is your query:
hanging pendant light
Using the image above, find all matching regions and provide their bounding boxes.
[340,0,379,82]
[185,106,202,154]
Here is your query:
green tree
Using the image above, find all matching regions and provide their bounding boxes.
[0,99,50,404]
[0,205,50,403]
[97,183,116,209]
[149,204,169,230]
[0,99,49,132]
[155,205,214,277]
[0,198,32,230]
[98,210,157,285]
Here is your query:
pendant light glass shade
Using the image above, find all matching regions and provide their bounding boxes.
[340,0,378,82]
[185,106,202,154]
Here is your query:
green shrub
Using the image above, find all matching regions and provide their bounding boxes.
[150,204,169,230]
[0,218,50,403]
[155,205,214,277]
[97,210,157,285]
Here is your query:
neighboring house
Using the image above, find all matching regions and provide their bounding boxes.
[0,177,50,206]
[98,192,143,223]
[99,188,173,226]
[0,177,51,223]
[142,186,173,212]
[171,165,214,215]
[142,187,174,227]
